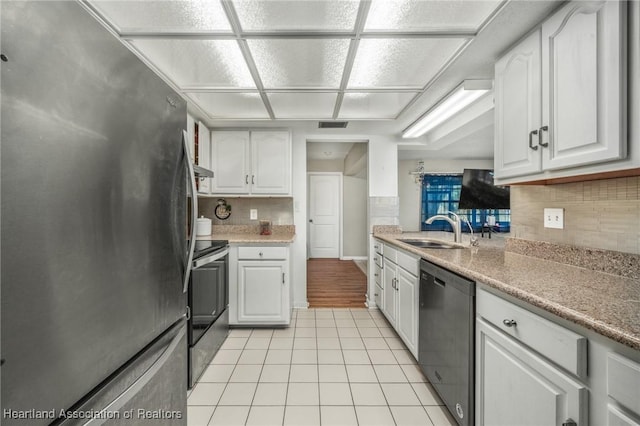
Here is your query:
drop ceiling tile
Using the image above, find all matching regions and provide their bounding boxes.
[348,38,468,89]
[89,1,232,33]
[233,0,360,32]
[268,93,337,119]
[187,92,269,119]
[129,39,255,88]
[364,0,503,32]
[248,39,350,89]
[339,92,417,119]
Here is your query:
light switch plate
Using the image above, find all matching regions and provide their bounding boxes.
[250,209,258,220]
[544,208,564,229]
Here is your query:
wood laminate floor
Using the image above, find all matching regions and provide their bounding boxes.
[307,259,367,308]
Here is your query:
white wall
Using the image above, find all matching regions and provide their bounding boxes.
[398,159,494,231]
[291,130,308,308]
[368,138,398,197]
[343,176,367,257]
[307,159,344,172]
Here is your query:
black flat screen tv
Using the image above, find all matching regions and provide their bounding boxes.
[458,169,510,209]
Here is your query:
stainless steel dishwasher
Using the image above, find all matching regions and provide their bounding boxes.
[419,259,475,426]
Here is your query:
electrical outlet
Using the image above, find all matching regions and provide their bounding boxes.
[250,209,258,220]
[544,208,564,229]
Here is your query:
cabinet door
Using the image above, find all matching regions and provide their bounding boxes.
[494,29,542,179]
[250,131,291,194]
[211,131,250,194]
[197,122,211,194]
[541,1,626,170]
[476,318,588,426]
[396,267,418,358]
[237,261,287,323]
[382,259,397,327]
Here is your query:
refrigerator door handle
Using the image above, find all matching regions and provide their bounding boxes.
[82,324,187,426]
[183,130,198,294]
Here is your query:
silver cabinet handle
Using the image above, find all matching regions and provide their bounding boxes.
[282,272,285,284]
[252,175,255,184]
[503,319,517,327]
[374,273,378,277]
[538,125,549,147]
[259,252,263,257]
[528,129,539,150]
[245,175,249,184]
[182,130,197,294]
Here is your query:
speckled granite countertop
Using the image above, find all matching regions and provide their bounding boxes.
[205,234,296,244]
[198,233,295,244]
[196,225,295,244]
[375,232,640,351]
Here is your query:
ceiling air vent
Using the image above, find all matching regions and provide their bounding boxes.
[318,121,348,129]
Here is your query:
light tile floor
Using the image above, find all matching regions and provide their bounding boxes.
[187,308,457,426]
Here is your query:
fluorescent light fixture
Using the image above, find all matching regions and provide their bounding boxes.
[402,80,492,138]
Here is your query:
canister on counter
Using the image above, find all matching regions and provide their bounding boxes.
[196,216,212,236]
[259,220,272,235]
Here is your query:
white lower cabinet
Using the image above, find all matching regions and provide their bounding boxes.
[229,245,290,326]
[376,240,419,360]
[476,317,588,426]
[396,267,418,356]
[382,257,397,328]
[477,287,640,426]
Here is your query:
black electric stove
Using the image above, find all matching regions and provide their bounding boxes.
[193,239,228,259]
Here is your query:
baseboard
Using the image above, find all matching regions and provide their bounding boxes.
[340,256,368,261]
[293,300,310,309]
[365,296,377,309]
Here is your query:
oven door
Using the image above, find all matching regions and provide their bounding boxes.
[188,248,229,347]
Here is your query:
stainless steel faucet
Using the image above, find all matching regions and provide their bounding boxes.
[425,211,462,243]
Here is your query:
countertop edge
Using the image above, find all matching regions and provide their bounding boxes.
[374,234,640,352]
[199,233,296,244]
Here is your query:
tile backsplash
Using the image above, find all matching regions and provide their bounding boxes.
[510,176,640,254]
[369,196,400,231]
[198,197,294,226]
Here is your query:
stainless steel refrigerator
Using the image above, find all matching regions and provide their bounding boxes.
[2,2,189,424]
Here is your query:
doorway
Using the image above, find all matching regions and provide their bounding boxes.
[308,173,341,258]
[306,141,368,308]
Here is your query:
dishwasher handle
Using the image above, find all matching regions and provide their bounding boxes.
[434,277,446,287]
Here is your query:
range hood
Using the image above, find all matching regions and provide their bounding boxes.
[193,164,214,178]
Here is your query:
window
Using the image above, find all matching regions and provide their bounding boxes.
[420,174,510,232]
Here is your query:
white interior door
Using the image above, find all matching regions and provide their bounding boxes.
[309,174,341,258]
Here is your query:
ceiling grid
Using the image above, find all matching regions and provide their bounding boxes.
[86,0,507,122]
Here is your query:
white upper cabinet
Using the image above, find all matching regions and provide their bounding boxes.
[210,131,251,194]
[494,30,542,179]
[250,131,291,194]
[494,0,628,183]
[210,130,291,195]
[541,1,626,170]
[197,121,211,194]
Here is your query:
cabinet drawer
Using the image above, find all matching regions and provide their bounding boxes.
[374,264,382,287]
[477,289,587,378]
[374,283,383,308]
[238,246,287,260]
[384,244,398,264]
[607,353,640,416]
[396,250,418,276]
[373,240,384,256]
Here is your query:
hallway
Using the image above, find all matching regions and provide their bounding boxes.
[307,259,367,308]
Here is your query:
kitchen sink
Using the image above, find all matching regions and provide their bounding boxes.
[398,239,464,249]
